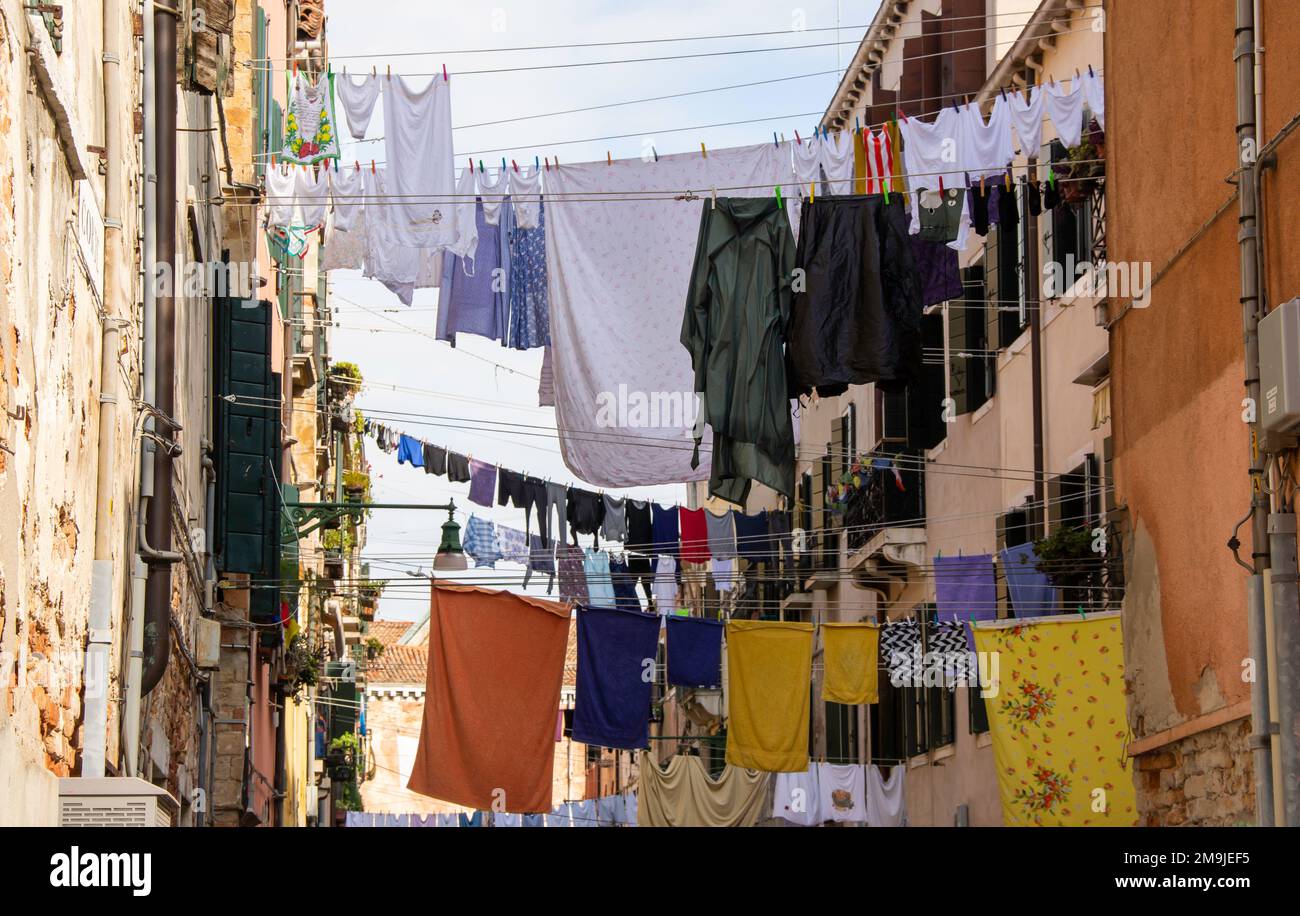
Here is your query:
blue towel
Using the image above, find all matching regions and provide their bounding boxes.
[572,605,660,750]
[522,813,545,827]
[396,434,424,467]
[665,616,723,687]
[609,556,642,612]
[1001,542,1058,617]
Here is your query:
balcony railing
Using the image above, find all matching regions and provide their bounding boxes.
[845,454,926,554]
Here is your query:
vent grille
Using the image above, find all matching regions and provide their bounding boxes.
[61,798,151,827]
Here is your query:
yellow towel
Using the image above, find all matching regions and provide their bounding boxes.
[725,620,814,772]
[822,622,880,704]
[972,612,1138,826]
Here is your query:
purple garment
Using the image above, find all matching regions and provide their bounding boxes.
[934,554,997,650]
[1001,542,1058,618]
[908,235,963,307]
[556,544,589,603]
[467,459,497,507]
[437,199,510,344]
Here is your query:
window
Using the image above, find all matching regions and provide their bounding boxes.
[839,403,857,475]
[986,211,1027,349]
[923,606,956,749]
[1048,455,1100,534]
[825,702,860,764]
[948,266,994,417]
[1043,140,1095,295]
[968,666,990,735]
[871,673,906,764]
[908,312,948,450]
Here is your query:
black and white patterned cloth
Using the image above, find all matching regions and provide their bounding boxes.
[926,619,967,656]
[880,620,922,683]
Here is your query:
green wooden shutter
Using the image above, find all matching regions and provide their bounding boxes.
[253,6,267,178]
[215,297,280,579]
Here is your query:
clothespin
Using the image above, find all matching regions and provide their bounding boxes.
[711,188,717,210]
[938,175,945,195]
[855,115,861,134]
[980,173,986,194]
[1077,605,1086,620]
[700,142,707,159]
[468,158,474,173]
[1047,165,1056,189]
[511,159,519,173]
[774,185,783,209]
[795,130,802,145]
[773,132,779,148]
[501,157,507,173]
[652,146,659,162]
[809,181,814,203]
[386,65,391,79]
[606,151,612,166]
[544,156,550,171]
[354,160,360,172]
[479,159,485,174]
[443,63,449,82]
[1000,87,1007,102]
[882,178,890,205]
[1088,64,1095,78]
[372,65,377,78]
[534,156,539,172]
[1074,68,1080,83]
[555,155,560,167]
[370,160,376,174]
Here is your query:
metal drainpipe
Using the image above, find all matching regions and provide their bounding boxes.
[1026,155,1045,535]
[1235,0,1279,825]
[141,0,181,697]
[84,0,127,780]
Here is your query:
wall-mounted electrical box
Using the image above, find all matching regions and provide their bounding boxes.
[1259,297,1300,449]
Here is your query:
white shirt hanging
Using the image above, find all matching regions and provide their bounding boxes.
[297,166,329,230]
[476,168,507,226]
[959,95,1014,181]
[1043,78,1085,148]
[265,163,296,228]
[383,73,456,249]
[1008,86,1046,156]
[1080,70,1105,130]
[335,72,381,140]
[817,763,868,823]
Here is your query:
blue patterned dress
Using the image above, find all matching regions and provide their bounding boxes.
[507,200,551,349]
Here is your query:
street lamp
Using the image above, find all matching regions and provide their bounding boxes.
[433,503,467,571]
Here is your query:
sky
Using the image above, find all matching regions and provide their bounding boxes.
[314,1,875,621]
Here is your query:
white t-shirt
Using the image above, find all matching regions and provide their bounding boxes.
[1044,78,1085,148]
[817,763,867,823]
[865,764,906,827]
[772,767,821,826]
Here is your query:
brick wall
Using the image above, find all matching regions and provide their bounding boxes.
[1134,718,1255,827]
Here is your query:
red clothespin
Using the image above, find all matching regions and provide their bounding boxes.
[511,159,519,173]
[443,63,449,82]
[354,160,360,172]
[606,151,612,166]
[370,160,376,174]
[795,130,802,145]
[468,158,474,173]
[938,175,944,195]
[544,156,550,172]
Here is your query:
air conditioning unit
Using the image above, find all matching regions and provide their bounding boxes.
[59,778,179,827]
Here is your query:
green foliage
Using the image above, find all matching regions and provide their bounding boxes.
[283,635,327,693]
[1032,526,1096,589]
[335,778,363,813]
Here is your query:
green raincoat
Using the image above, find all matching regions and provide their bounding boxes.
[680,197,797,505]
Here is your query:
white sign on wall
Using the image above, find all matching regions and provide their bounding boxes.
[76,181,104,303]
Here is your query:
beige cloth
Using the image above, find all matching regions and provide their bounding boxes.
[636,752,770,827]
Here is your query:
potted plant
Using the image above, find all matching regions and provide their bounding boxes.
[1059,119,1105,206]
[283,634,327,694]
[327,732,359,781]
[1033,526,1099,610]
[365,637,385,661]
[342,469,370,502]
[328,361,362,405]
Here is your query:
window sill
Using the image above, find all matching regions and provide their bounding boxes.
[976,732,993,749]
[931,742,957,764]
[925,439,948,461]
[971,398,994,426]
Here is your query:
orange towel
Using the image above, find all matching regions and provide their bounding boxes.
[407,582,571,813]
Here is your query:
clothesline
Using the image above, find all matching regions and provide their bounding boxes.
[253,5,1098,66]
